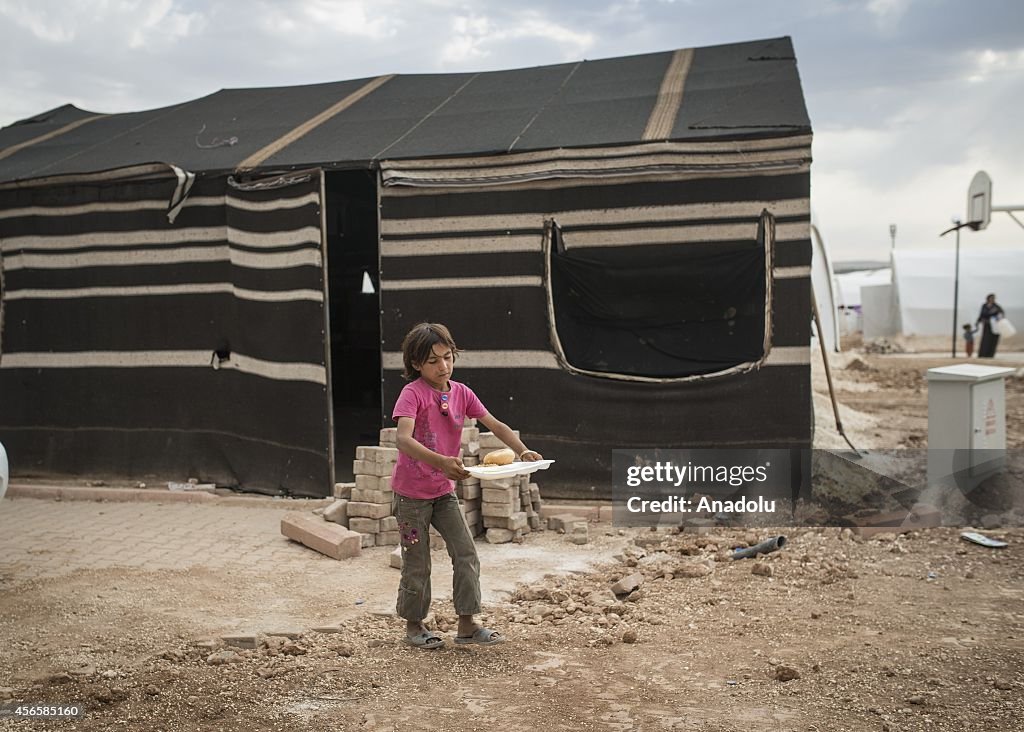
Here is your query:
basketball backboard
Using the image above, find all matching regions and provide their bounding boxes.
[967,170,992,230]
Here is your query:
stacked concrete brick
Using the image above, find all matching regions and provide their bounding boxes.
[294,422,550,560]
[477,430,544,544]
[456,471,483,537]
[375,423,543,549]
[480,474,543,543]
[348,446,399,547]
[456,421,483,537]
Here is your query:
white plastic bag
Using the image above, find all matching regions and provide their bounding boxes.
[993,317,1017,337]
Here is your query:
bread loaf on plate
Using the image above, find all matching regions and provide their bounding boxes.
[482,448,515,466]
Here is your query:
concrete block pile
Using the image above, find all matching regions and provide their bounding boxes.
[477,430,545,544]
[349,446,399,547]
[455,421,483,537]
[480,474,543,544]
[284,421,545,561]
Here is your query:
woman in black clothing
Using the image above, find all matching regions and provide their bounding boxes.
[976,293,1005,358]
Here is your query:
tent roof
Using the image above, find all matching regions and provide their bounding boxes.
[0,36,809,185]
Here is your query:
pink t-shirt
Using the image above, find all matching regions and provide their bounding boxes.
[391,378,488,499]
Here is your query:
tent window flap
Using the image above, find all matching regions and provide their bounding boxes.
[547,216,772,379]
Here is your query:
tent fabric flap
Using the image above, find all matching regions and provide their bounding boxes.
[546,211,773,380]
[380,136,812,188]
[0,168,332,496]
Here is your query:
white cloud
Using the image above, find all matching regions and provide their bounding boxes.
[867,0,913,25]
[511,16,596,50]
[440,13,492,64]
[128,0,205,50]
[966,47,1024,83]
[441,10,596,66]
[300,0,400,39]
[0,1,77,43]
[0,0,204,51]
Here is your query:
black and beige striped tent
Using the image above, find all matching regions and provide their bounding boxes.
[0,36,812,498]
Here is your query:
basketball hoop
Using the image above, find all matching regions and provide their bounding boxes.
[966,171,992,231]
[965,170,1024,232]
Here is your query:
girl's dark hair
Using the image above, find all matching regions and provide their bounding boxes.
[400,323,459,380]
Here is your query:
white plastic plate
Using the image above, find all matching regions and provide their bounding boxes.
[960,531,1008,548]
[465,459,554,480]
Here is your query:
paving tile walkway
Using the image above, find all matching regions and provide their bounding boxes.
[0,497,337,581]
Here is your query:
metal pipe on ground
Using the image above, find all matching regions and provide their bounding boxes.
[732,535,787,560]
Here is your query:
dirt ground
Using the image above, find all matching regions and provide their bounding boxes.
[1,338,1022,732]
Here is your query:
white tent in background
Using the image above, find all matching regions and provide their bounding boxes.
[833,267,892,335]
[861,282,900,339]
[810,224,840,352]
[891,249,1024,335]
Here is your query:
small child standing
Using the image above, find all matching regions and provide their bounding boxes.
[390,322,543,649]
[962,323,978,357]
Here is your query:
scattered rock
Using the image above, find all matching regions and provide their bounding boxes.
[206,650,242,665]
[610,573,643,597]
[675,561,713,578]
[633,533,667,549]
[331,642,355,657]
[845,356,874,371]
[42,672,74,686]
[222,634,259,650]
[517,585,549,602]
[586,589,616,607]
[862,339,904,354]
[570,521,589,545]
[89,685,128,705]
[752,562,773,577]
[194,638,223,651]
[773,665,800,682]
[621,629,638,644]
[279,640,306,656]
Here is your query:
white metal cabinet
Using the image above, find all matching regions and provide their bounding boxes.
[926,364,1015,490]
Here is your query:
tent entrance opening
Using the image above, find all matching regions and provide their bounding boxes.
[325,170,381,481]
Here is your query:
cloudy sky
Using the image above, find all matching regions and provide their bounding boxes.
[1,0,1022,262]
